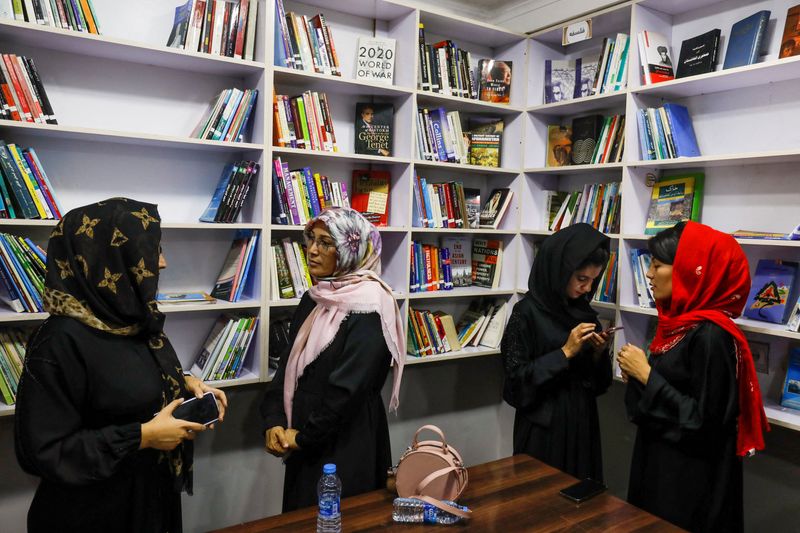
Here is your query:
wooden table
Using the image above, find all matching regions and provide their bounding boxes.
[214,454,682,532]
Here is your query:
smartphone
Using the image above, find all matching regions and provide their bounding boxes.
[172,391,220,426]
[558,478,607,503]
[603,326,624,334]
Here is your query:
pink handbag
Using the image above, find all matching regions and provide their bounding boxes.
[393,425,471,519]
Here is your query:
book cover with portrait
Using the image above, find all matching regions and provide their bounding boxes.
[354,102,393,156]
[478,59,512,104]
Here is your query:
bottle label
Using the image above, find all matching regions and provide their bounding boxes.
[422,503,438,524]
[319,494,340,518]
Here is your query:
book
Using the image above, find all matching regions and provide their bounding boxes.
[662,103,700,158]
[440,236,472,287]
[478,300,507,349]
[478,188,513,229]
[676,29,721,78]
[210,230,258,302]
[786,294,800,332]
[744,259,799,324]
[477,59,512,104]
[546,125,572,167]
[779,5,800,59]
[156,292,216,304]
[638,30,675,84]
[575,57,599,98]
[166,0,192,49]
[467,117,503,168]
[780,348,800,410]
[354,102,393,157]
[472,239,503,289]
[644,172,704,235]
[355,37,396,85]
[723,10,771,69]
[350,169,390,226]
[544,59,575,103]
[571,114,604,165]
[463,188,480,229]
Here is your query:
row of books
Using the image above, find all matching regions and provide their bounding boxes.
[630,248,655,308]
[191,314,258,381]
[167,0,258,61]
[545,114,625,167]
[274,1,340,76]
[0,326,28,405]
[2,0,100,34]
[199,160,259,223]
[410,237,503,292]
[412,178,479,230]
[269,238,311,300]
[417,27,475,100]
[546,182,621,234]
[0,232,45,313]
[272,92,338,152]
[417,109,503,168]
[454,298,507,350]
[410,242,453,293]
[271,158,350,226]
[0,53,56,125]
[636,103,700,160]
[210,229,258,302]
[0,141,62,220]
[192,88,258,143]
[592,251,618,304]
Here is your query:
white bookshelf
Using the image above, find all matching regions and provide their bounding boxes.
[0,0,798,431]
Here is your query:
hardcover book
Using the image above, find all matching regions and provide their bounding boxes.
[477,59,512,104]
[544,59,576,103]
[468,118,503,167]
[478,188,513,229]
[440,235,472,287]
[676,29,721,78]
[638,30,675,84]
[354,102,393,157]
[472,238,503,289]
[663,103,700,158]
[350,169,390,226]
[780,348,800,410]
[463,188,481,229]
[546,125,572,167]
[779,5,800,59]
[644,172,704,235]
[571,114,604,164]
[723,10,771,69]
[744,259,798,324]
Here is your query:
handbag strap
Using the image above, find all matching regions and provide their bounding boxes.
[415,495,472,520]
[415,465,464,495]
[412,424,448,452]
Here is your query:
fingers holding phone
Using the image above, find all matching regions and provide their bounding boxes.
[140,399,207,451]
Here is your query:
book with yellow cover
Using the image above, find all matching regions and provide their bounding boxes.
[644,172,704,235]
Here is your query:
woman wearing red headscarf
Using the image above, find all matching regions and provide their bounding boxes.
[617,221,769,532]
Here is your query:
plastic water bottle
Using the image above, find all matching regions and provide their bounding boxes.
[316,463,342,533]
[392,497,469,524]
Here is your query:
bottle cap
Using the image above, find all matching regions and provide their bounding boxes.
[323,463,336,474]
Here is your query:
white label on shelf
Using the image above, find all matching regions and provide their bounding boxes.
[562,20,592,46]
[356,37,396,85]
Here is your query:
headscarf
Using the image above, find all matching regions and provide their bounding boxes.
[649,221,769,456]
[527,223,611,327]
[44,198,193,492]
[283,207,404,427]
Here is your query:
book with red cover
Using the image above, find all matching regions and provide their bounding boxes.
[350,169,390,226]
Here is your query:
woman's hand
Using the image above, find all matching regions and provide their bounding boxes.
[184,374,227,423]
[617,344,651,385]
[562,323,597,359]
[265,426,301,457]
[140,399,207,451]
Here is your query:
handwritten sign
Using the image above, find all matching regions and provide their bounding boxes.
[562,19,592,46]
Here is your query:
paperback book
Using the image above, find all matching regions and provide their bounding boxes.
[779,4,800,59]
[440,236,472,287]
[350,170,390,226]
[468,118,503,168]
[546,125,572,167]
[544,59,576,103]
[356,37,396,85]
[472,238,503,289]
[676,29,721,78]
[744,259,798,324]
[477,59,512,104]
[644,172,704,235]
[478,188,513,229]
[637,30,675,84]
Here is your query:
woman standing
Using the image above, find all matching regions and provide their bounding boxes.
[501,223,613,481]
[15,198,227,533]
[618,221,769,532]
[261,207,404,511]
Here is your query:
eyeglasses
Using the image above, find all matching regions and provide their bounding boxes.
[304,235,336,253]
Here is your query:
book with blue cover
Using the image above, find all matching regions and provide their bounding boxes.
[723,10,771,69]
[780,348,800,410]
[663,103,700,157]
[744,259,799,324]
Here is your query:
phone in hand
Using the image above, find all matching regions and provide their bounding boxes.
[603,326,624,335]
[558,478,607,503]
[172,391,220,426]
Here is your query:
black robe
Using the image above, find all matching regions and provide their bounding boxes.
[502,296,612,480]
[261,293,392,512]
[625,321,742,532]
[14,316,181,533]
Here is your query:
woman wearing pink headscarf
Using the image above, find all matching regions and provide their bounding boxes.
[260,207,405,511]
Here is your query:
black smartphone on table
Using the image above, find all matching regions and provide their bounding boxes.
[172,391,220,426]
[559,478,607,503]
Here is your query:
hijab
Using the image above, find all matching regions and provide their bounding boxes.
[649,221,768,456]
[43,198,193,492]
[527,223,611,327]
[283,207,405,427]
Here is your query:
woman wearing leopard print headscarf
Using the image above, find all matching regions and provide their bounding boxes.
[14,198,227,533]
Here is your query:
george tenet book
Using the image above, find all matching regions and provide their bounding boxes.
[676,29,721,78]
[354,102,393,157]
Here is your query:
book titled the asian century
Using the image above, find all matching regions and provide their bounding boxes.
[644,172,704,235]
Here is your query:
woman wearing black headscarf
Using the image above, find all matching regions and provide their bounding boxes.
[501,223,613,480]
[14,198,227,533]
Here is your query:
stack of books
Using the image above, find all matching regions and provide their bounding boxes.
[210,229,258,302]
[3,0,100,34]
[192,88,258,143]
[199,161,259,223]
[272,92,338,152]
[271,158,350,226]
[269,237,312,300]
[0,141,62,220]
[412,177,476,229]
[274,1,341,76]
[191,314,259,381]
[417,25,477,99]
[592,251,618,303]
[0,326,31,405]
[636,103,700,160]
[547,182,621,233]
[0,54,57,124]
[454,299,507,349]
[410,241,453,293]
[0,233,46,313]
[166,0,259,61]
